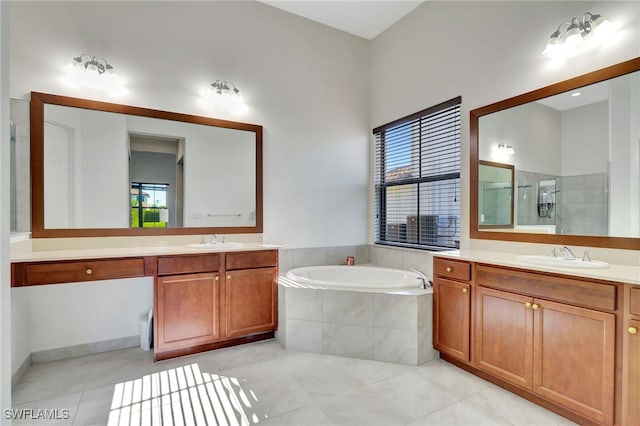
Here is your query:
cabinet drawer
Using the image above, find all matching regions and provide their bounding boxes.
[434,258,471,282]
[630,287,640,316]
[18,258,145,286]
[226,250,277,270]
[157,254,220,276]
[477,265,616,311]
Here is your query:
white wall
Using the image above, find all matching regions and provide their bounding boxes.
[371,0,640,255]
[29,278,153,352]
[9,0,371,248]
[7,1,370,364]
[44,105,130,228]
[479,102,562,175]
[1,0,11,414]
[561,101,609,176]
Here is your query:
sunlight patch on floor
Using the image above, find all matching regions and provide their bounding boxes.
[107,363,266,426]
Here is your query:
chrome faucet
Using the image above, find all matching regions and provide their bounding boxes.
[582,250,591,262]
[410,267,432,289]
[560,246,576,260]
[211,234,218,244]
[550,247,557,258]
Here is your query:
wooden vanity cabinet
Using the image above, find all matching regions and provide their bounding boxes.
[155,254,223,358]
[623,287,640,425]
[433,258,472,362]
[434,258,620,426]
[155,250,278,360]
[473,265,616,425]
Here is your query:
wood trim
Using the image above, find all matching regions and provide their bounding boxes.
[157,254,220,276]
[433,277,470,361]
[154,332,275,361]
[473,285,534,390]
[225,250,277,270]
[470,56,640,250]
[30,91,263,238]
[476,264,617,312]
[11,256,154,287]
[532,299,615,425]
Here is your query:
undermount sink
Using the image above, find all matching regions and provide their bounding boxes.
[188,242,244,249]
[517,255,609,269]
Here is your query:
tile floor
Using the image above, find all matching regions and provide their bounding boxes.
[12,340,577,426]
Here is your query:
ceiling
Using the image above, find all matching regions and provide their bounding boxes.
[259,1,425,40]
[535,80,610,111]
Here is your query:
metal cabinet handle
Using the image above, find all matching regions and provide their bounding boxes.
[215,275,219,281]
[86,268,93,275]
[531,303,540,310]
[525,302,532,308]
[227,274,232,280]
[446,267,453,272]
[629,327,638,335]
[462,288,468,293]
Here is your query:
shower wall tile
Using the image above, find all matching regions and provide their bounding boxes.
[279,245,371,273]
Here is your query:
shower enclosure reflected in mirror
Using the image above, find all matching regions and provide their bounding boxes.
[471,57,640,249]
[478,160,513,228]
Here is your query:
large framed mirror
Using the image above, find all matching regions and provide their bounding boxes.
[31,92,263,238]
[471,57,640,250]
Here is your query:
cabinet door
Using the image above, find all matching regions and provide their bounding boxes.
[156,272,220,351]
[225,267,277,338]
[533,299,615,425]
[433,278,471,361]
[626,319,640,426]
[474,286,534,390]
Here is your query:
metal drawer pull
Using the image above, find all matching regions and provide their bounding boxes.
[629,327,638,335]
[525,302,532,308]
[446,267,453,272]
[86,268,93,275]
[227,274,232,280]
[531,303,540,310]
[462,288,468,293]
[215,276,219,281]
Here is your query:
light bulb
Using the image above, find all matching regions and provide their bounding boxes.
[565,23,583,47]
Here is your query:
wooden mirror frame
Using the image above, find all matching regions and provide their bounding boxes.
[30,92,263,238]
[478,160,514,230]
[470,57,640,250]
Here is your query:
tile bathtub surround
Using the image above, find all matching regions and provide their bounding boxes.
[11,340,577,426]
[279,285,437,365]
[278,245,370,273]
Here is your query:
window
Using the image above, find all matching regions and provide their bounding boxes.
[131,183,169,228]
[373,97,461,250]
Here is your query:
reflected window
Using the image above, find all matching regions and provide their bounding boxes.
[131,183,169,228]
[373,97,461,250]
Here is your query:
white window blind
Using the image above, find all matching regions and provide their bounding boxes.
[373,97,461,250]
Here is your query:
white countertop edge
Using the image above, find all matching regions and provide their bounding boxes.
[11,242,280,263]
[434,249,640,286]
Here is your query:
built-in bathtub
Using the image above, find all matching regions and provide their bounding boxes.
[277,265,437,365]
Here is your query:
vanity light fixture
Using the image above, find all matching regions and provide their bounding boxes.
[63,54,126,95]
[495,144,515,155]
[201,80,248,115]
[491,144,515,162]
[543,12,614,57]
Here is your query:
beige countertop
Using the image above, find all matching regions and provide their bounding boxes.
[435,249,640,286]
[11,242,281,263]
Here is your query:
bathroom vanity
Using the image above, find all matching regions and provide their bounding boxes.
[432,253,640,426]
[11,246,279,361]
